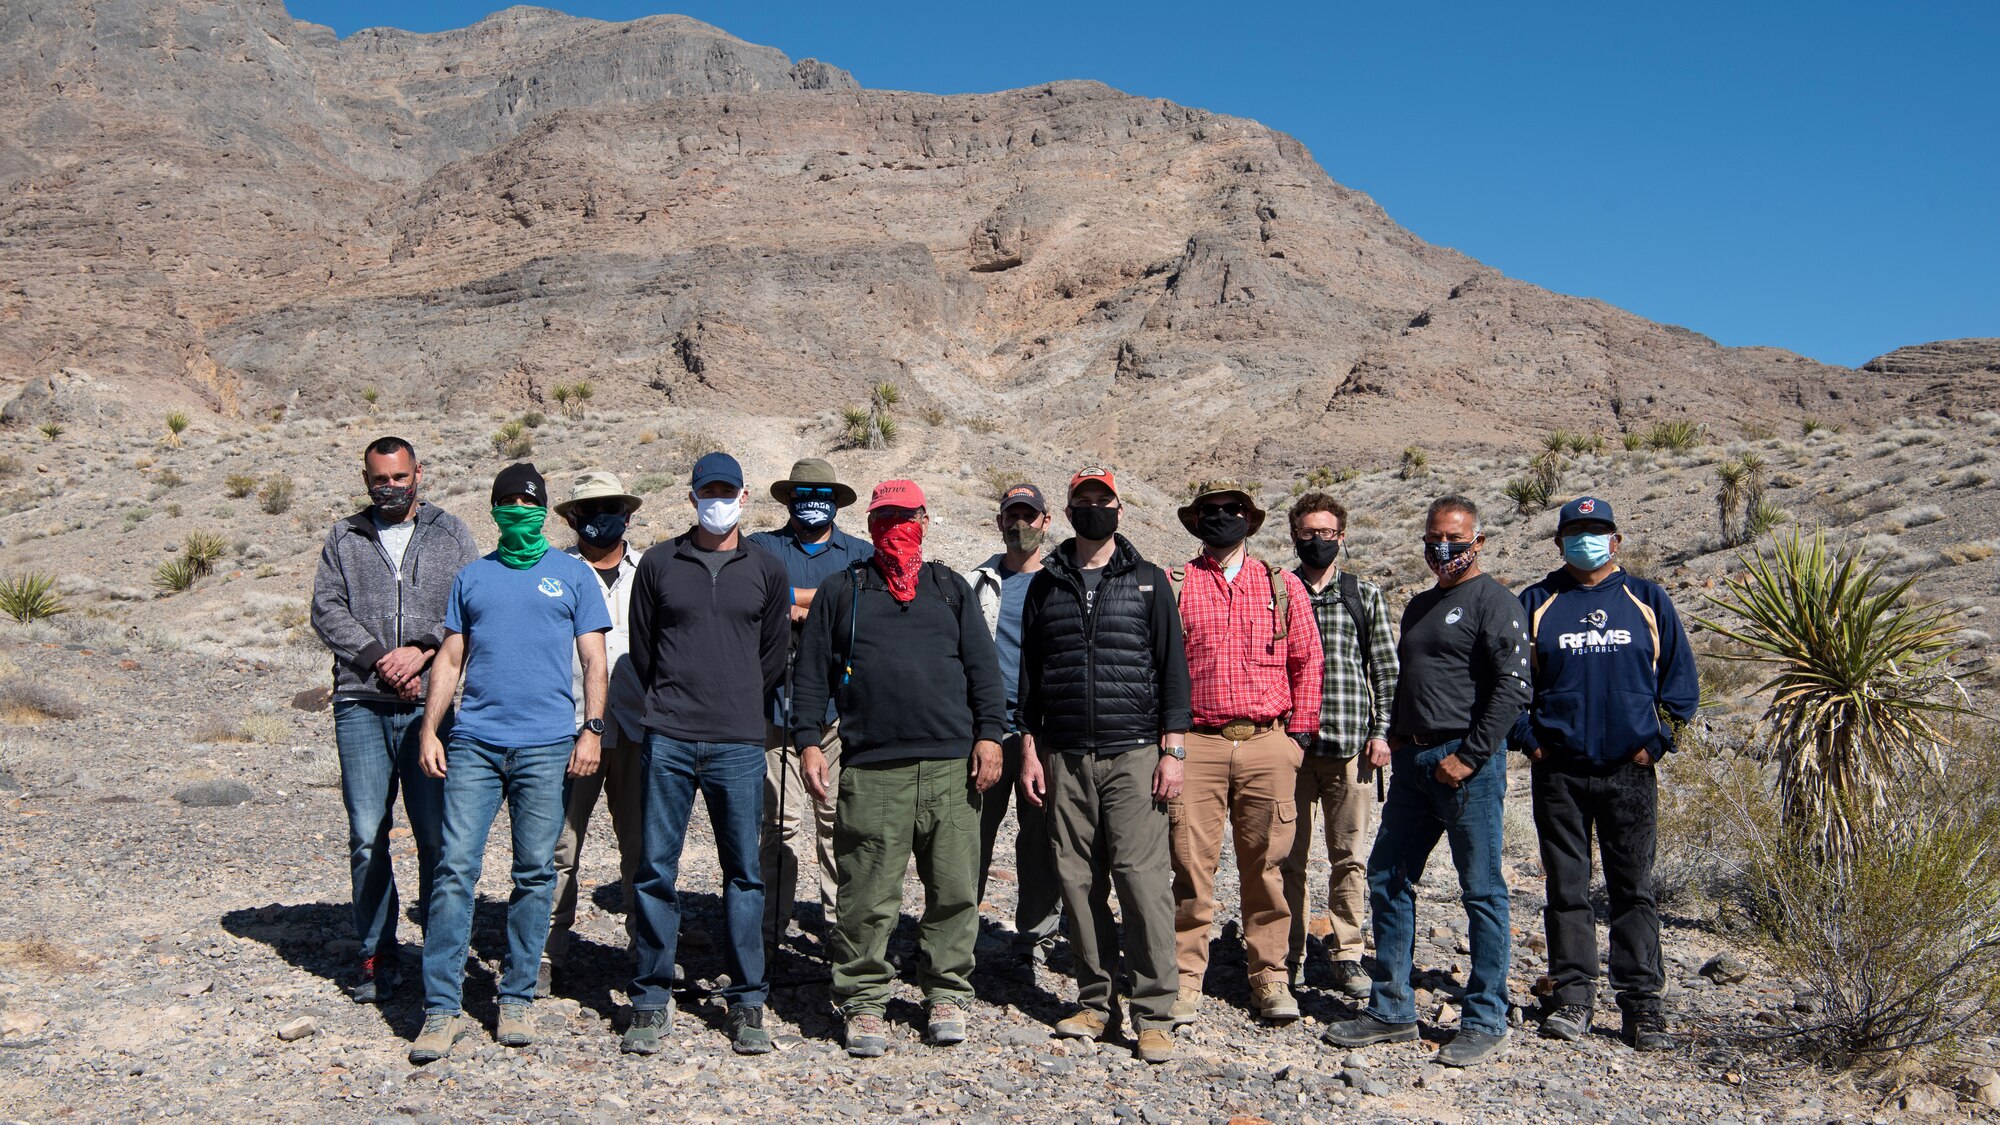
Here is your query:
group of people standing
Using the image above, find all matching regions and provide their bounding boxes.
[311,436,1698,1068]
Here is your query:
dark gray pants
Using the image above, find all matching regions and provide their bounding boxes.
[1046,747,1177,1031]
[978,733,1063,954]
[1531,756,1664,1016]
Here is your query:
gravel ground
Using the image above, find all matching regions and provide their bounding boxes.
[0,636,1953,1124]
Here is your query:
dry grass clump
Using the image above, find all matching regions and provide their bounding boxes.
[0,937,100,975]
[0,676,83,723]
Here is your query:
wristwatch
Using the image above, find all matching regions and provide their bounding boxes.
[1160,743,1186,760]
[580,717,606,736]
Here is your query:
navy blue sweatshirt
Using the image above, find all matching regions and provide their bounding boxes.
[1510,567,1700,766]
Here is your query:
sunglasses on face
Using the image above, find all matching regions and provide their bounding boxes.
[792,486,836,501]
[1199,502,1246,517]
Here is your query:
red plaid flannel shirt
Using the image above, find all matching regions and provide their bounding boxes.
[1178,555,1323,734]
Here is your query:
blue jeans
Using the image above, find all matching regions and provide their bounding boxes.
[630,735,767,1012]
[421,736,572,1014]
[1365,740,1513,1036]
[333,700,446,960]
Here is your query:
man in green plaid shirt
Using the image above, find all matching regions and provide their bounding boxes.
[1280,493,1399,999]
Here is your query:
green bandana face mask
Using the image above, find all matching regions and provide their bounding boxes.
[492,504,550,569]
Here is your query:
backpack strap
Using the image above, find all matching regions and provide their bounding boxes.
[1336,568,1368,664]
[1267,563,1288,641]
[1168,565,1186,602]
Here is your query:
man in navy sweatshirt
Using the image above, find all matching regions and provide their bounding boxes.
[1511,496,1698,1052]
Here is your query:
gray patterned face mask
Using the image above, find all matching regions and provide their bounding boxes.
[370,483,415,514]
[1004,524,1047,552]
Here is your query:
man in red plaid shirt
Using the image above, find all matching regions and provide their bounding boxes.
[1167,482,1323,1026]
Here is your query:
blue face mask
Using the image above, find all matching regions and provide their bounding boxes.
[578,511,627,548]
[1561,533,1614,570]
[791,499,835,529]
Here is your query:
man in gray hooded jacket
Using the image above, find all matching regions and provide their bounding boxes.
[311,436,480,1003]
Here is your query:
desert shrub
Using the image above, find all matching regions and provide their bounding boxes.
[163,410,190,446]
[37,422,62,440]
[257,473,295,515]
[223,472,258,498]
[153,555,200,595]
[572,380,594,413]
[192,715,251,743]
[1621,431,1645,451]
[183,531,229,577]
[1398,446,1428,480]
[1800,416,1842,436]
[916,403,948,426]
[240,712,290,743]
[1502,475,1554,515]
[841,383,902,450]
[519,410,546,430]
[491,421,533,459]
[1638,419,1705,451]
[637,429,657,445]
[0,455,19,476]
[0,573,66,624]
[1739,420,1777,441]
[1745,499,1788,539]
[629,473,672,495]
[1941,542,1995,566]
[0,676,82,722]
[154,468,184,490]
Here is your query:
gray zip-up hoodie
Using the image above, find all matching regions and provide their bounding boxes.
[310,502,480,703]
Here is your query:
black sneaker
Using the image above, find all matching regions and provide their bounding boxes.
[1330,960,1372,1000]
[1319,1013,1419,1048]
[621,1007,671,1055]
[350,954,398,1004]
[726,1005,773,1055]
[1624,1011,1674,1052]
[1436,1027,1510,1067]
[1541,1003,1593,1041]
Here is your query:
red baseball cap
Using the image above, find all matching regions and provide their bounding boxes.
[867,479,927,512]
[1069,465,1118,499]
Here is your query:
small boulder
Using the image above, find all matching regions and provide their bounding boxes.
[174,780,255,808]
[1699,953,1751,986]
[276,1017,317,1042]
[290,687,331,713]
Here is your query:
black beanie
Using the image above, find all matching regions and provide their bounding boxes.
[491,462,547,507]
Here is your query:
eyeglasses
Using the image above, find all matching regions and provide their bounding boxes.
[1295,529,1342,542]
[1198,501,1246,517]
[792,486,836,501]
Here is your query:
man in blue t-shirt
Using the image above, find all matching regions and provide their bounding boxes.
[406,463,612,1065]
[966,482,1062,977]
[746,457,872,950]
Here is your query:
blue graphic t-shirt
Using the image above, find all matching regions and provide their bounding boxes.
[444,550,613,746]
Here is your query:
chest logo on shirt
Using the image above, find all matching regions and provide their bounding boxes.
[1559,608,1632,651]
[538,577,566,598]
[1444,607,1464,625]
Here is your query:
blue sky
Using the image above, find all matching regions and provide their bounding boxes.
[291,1,1998,367]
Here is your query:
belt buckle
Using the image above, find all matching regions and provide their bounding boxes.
[1220,719,1255,741]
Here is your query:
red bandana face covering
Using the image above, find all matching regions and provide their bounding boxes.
[869,515,925,602]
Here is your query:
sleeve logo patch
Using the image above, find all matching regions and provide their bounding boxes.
[1445,607,1464,625]
[538,577,565,597]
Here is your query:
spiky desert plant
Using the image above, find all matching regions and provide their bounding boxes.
[840,406,873,449]
[154,555,200,595]
[1697,530,1969,860]
[361,387,380,412]
[1641,419,1705,451]
[1746,498,1788,539]
[1503,475,1554,515]
[1398,445,1428,480]
[37,422,62,440]
[0,572,67,623]
[163,410,190,446]
[492,420,532,458]
[550,384,573,417]
[183,530,229,577]
[1715,460,1748,544]
[571,379,594,416]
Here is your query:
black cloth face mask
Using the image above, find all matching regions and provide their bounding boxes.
[1295,537,1339,569]
[1196,510,1249,549]
[1068,505,1118,542]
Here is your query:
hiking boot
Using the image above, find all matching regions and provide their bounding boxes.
[1624,1011,1674,1052]
[1134,1028,1175,1064]
[1320,1013,1419,1048]
[621,1007,671,1055]
[534,957,553,999]
[1053,1009,1111,1041]
[1252,980,1300,1023]
[407,1012,471,1065]
[926,1001,968,1046]
[1436,1026,1510,1067]
[725,1005,773,1055]
[1331,960,1372,1000]
[350,953,398,1004]
[1541,1003,1593,1041]
[496,1001,534,1048]
[845,1012,889,1058]
[1168,987,1202,1028]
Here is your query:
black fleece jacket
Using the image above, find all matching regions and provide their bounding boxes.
[791,560,1007,767]
[629,531,791,744]
[1017,535,1193,754]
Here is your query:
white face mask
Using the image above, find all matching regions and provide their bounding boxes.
[696,496,742,535]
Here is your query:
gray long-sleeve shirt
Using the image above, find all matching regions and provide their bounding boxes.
[1389,572,1532,767]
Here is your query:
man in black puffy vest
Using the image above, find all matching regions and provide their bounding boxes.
[1017,467,1193,1063]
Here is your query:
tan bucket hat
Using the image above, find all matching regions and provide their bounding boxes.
[769,457,858,508]
[1177,481,1267,537]
[553,470,643,519]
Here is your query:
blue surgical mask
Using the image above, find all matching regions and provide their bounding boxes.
[791,499,835,529]
[578,511,627,548]
[1561,533,1614,570]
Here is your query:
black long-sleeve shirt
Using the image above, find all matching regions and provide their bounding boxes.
[791,560,1007,767]
[628,532,790,744]
[1389,572,1532,767]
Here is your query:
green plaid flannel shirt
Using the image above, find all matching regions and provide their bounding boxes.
[1301,570,1399,757]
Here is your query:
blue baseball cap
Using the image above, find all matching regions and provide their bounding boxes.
[1556,496,1617,532]
[690,451,744,492]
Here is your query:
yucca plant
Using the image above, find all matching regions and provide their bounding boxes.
[550,384,573,417]
[571,380,594,414]
[154,555,200,595]
[1503,474,1554,515]
[840,406,873,449]
[37,421,62,441]
[164,410,190,446]
[0,572,67,623]
[183,530,229,577]
[1715,460,1748,544]
[1398,445,1428,480]
[361,387,380,412]
[1641,419,1705,451]
[1697,530,1969,861]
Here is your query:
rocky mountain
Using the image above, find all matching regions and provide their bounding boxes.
[0,0,1982,482]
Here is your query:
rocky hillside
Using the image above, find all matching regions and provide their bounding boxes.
[4,0,1985,490]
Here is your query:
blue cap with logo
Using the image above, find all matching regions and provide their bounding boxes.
[690,451,744,492]
[1556,495,1617,533]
